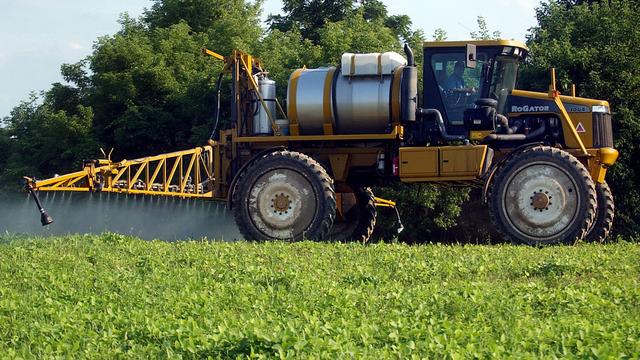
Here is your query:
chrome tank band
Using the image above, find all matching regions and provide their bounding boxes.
[288,68,333,134]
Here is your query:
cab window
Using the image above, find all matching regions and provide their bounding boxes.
[489,56,519,114]
[431,52,487,125]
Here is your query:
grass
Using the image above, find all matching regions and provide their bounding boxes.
[0,233,639,359]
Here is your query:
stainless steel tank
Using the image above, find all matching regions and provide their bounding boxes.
[287,58,415,135]
[252,76,277,135]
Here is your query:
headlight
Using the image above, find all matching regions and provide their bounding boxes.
[592,105,610,113]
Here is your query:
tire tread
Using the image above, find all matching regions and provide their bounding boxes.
[488,145,597,245]
[231,150,336,241]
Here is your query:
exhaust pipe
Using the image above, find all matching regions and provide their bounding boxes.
[23,177,53,226]
[403,43,415,66]
[401,44,418,122]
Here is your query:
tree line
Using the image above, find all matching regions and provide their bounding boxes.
[1,0,638,241]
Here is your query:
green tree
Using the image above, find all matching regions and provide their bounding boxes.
[144,0,263,54]
[470,16,501,40]
[318,9,401,61]
[0,94,97,189]
[432,28,448,41]
[521,0,640,234]
[267,0,354,44]
[88,19,219,157]
[358,0,414,41]
[268,0,419,44]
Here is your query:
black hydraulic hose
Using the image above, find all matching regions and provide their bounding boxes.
[209,72,224,140]
[404,43,415,66]
[496,114,508,128]
[417,108,467,141]
[507,119,523,135]
[525,121,547,139]
[497,115,523,135]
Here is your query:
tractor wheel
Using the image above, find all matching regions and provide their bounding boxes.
[489,146,597,245]
[585,181,615,243]
[328,187,377,243]
[232,150,335,241]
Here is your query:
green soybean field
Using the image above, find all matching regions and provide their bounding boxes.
[1,233,639,358]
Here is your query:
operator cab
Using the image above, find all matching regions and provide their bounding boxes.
[422,40,528,137]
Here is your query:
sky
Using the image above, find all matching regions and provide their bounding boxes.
[0,0,542,118]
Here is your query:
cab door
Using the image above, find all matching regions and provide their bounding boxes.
[423,47,490,135]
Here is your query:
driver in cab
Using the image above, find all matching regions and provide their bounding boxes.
[445,61,466,90]
[445,61,476,96]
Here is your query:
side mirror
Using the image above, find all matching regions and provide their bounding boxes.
[466,44,477,69]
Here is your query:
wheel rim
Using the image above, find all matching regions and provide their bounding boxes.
[502,161,580,240]
[247,168,318,239]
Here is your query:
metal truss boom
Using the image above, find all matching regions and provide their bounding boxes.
[26,146,217,200]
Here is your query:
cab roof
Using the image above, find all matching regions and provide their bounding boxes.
[423,39,529,51]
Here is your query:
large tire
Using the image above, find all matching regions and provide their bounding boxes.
[328,187,377,243]
[232,150,335,241]
[585,181,615,243]
[489,146,597,245]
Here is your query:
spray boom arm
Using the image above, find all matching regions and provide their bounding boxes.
[26,145,219,200]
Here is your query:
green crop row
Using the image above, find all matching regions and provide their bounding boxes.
[1,233,639,359]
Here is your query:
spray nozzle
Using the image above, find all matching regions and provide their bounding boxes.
[23,177,53,226]
[40,209,53,226]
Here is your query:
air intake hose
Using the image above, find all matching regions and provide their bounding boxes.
[417,108,467,141]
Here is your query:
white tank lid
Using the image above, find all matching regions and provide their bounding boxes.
[341,51,407,76]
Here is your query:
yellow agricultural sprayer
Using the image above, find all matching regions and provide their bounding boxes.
[24,40,618,245]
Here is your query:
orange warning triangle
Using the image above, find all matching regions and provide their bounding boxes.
[575,122,586,133]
